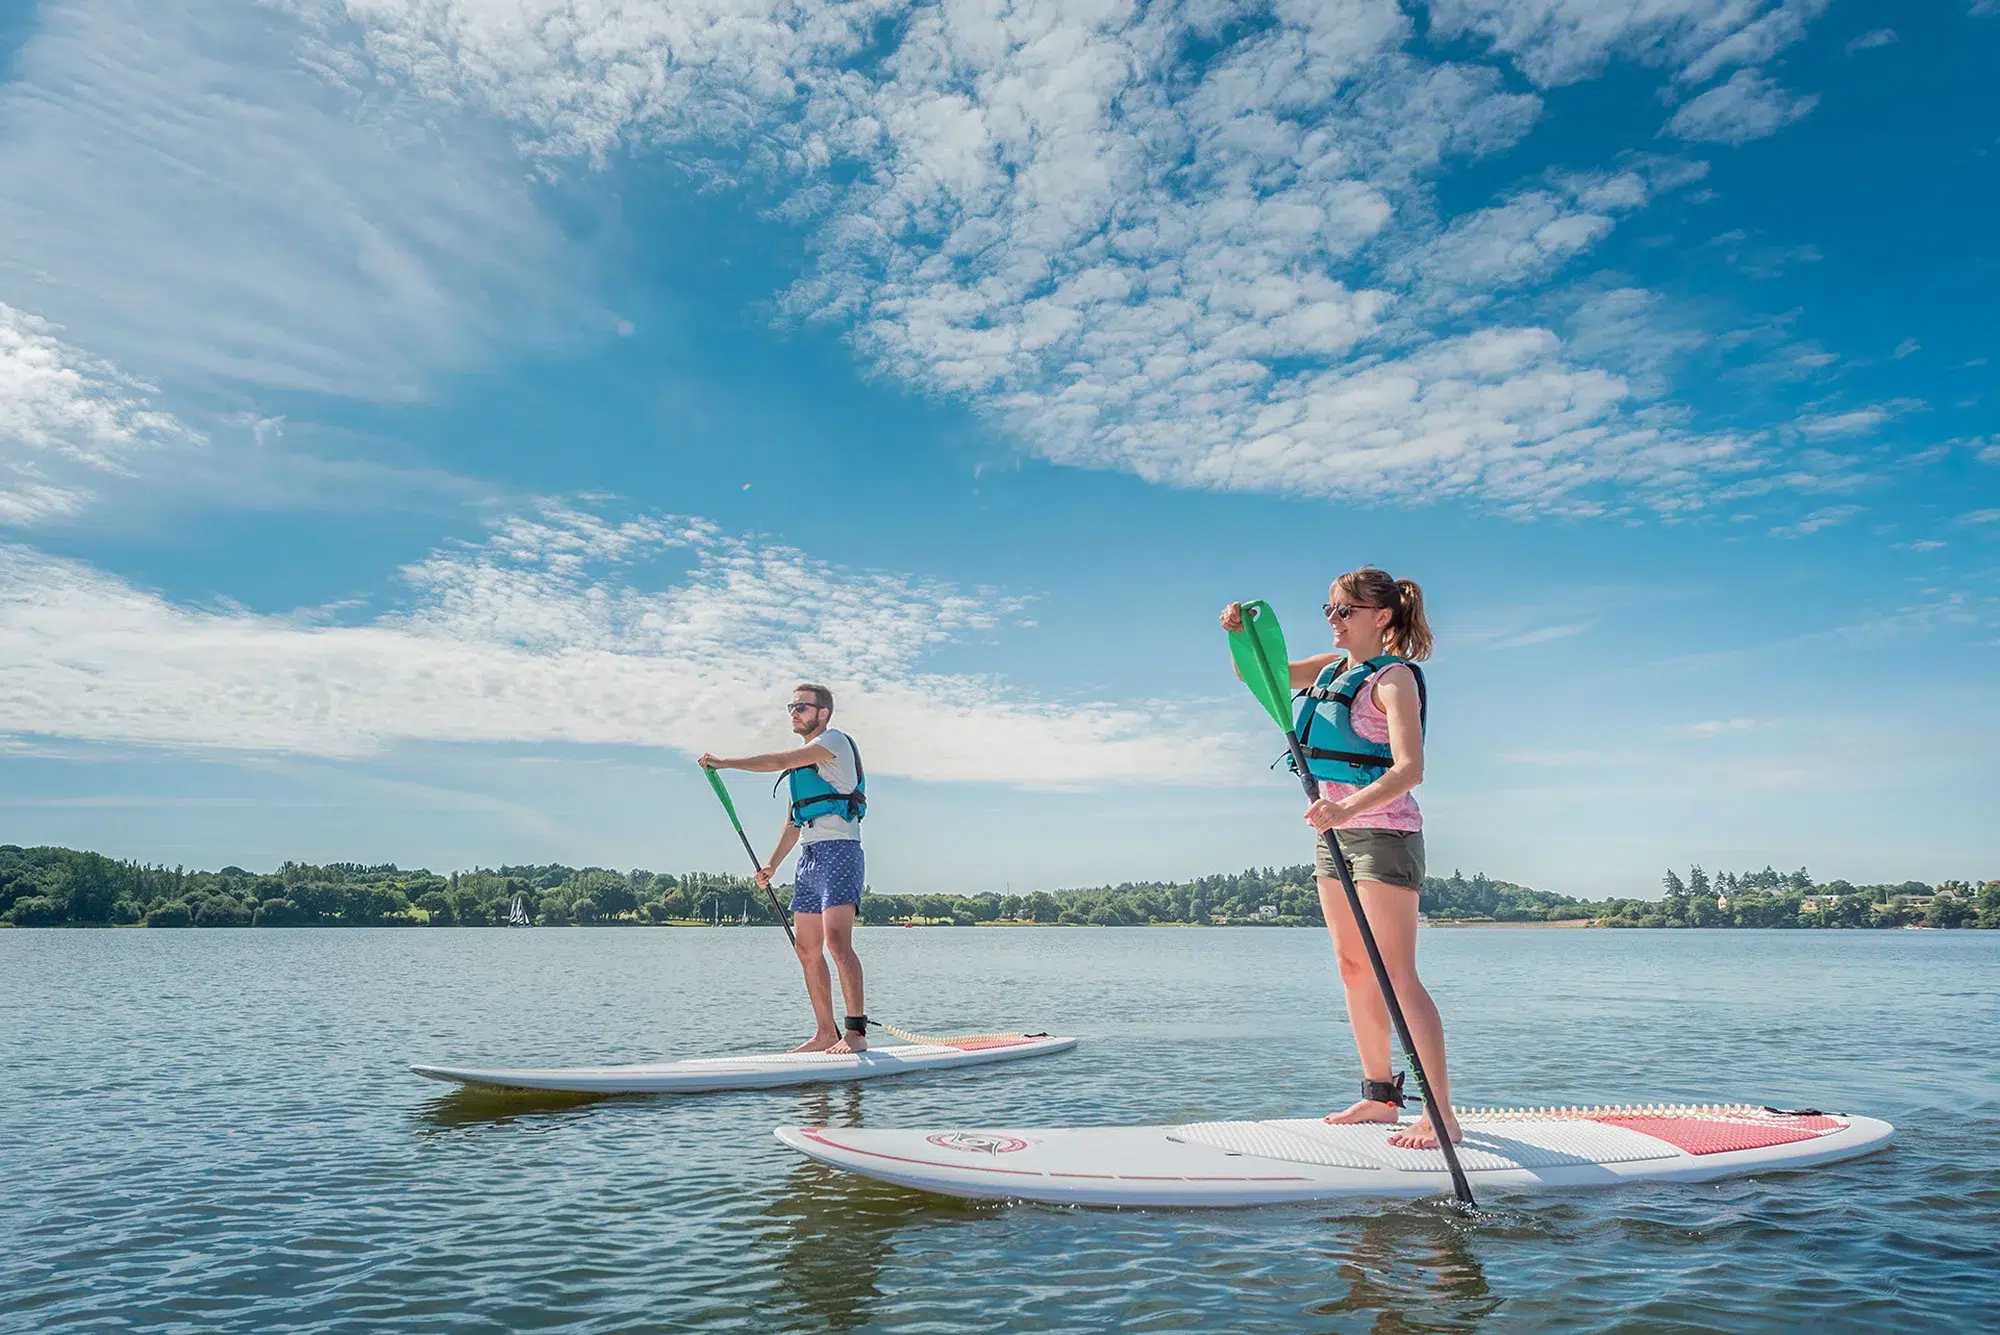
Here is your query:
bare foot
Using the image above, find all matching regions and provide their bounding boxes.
[1387,1111,1463,1148]
[790,1030,840,1053]
[1324,1099,1403,1126]
[829,1030,868,1054]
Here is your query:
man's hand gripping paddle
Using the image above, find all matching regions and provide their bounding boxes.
[1227,600,1476,1207]
[703,765,797,948]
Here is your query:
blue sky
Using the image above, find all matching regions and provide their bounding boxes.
[1,0,1994,898]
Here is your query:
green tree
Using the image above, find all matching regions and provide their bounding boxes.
[253,899,305,926]
[193,896,252,927]
[145,900,194,928]
[1927,896,1972,929]
[6,895,63,926]
[59,854,124,924]
[575,871,633,917]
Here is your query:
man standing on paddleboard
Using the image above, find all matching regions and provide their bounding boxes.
[699,684,869,1053]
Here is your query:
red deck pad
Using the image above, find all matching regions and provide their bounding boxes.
[1591,1113,1842,1155]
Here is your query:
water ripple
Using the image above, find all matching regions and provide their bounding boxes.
[3,926,1995,1333]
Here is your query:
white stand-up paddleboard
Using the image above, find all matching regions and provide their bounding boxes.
[411,1033,1076,1095]
[775,1103,1893,1206]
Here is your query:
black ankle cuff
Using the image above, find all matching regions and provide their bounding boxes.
[1362,1073,1407,1107]
[844,1014,868,1034]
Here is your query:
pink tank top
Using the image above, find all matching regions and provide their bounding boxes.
[1321,663,1422,832]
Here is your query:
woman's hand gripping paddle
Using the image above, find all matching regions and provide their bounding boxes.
[1227,601,1476,1207]
[703,765,797,948]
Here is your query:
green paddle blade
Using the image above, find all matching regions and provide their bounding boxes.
[1227,600,1294,731]
[703,765,745,831]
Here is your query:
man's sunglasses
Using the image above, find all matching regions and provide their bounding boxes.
[788,703,823,715]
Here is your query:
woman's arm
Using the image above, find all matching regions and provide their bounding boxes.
[1219,603,1343,689]
[1289,652,1342,689]
[698,743,835,774]
[1306,664,1425,827]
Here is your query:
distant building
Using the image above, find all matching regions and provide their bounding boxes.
[1259,904,1279,919]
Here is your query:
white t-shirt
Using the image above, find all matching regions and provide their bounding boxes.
[794,727,862,845]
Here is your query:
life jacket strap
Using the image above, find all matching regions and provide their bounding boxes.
[1301,746,1395,769]
[789,791,866,822]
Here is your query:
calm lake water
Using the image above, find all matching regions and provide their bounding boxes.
[5,926,1996,1333]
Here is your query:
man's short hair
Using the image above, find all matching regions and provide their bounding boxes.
[793,683,833,711]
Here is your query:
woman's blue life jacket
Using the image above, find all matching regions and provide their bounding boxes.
[1287,654,1428,787]
[778,733,867,827]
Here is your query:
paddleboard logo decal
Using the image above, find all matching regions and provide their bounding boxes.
[926,1132,1028,1156]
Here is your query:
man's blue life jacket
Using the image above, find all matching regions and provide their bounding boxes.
[1288,654,1427,786]
[781,735,867,827]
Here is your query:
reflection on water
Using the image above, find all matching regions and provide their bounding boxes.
[763,1086,999,1333]
[415,1085,610,1130]
[1306,1204,1496,1332]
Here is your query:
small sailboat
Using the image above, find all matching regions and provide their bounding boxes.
[508,894,532,927]
[740,899,749,925]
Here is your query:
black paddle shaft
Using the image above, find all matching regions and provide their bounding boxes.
[724,822,797,948]
[1285,730,1476,1206]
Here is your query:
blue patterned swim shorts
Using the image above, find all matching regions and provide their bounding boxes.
[791,840,864,916]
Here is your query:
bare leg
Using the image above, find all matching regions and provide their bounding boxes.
[1319,875,1460,1146]
[823,904,868,1052]
[790,912,841,1052]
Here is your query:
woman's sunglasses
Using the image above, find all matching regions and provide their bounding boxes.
[1323,603,1380,622]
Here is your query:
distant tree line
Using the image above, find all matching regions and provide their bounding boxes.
[1,844,1994,930]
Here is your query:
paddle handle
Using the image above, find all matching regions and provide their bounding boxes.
[1284,732,1476,1207]
[706,767,797,947]
[732,825,798,948]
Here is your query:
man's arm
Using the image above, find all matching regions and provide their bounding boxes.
[698,743,836,774]
[754,822,803,889]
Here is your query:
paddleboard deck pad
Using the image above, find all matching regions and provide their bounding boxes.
[776,1103,1893,1206]
[411,1033,1075,1095]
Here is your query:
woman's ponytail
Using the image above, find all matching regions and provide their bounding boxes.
[1389,578,1432,661]
[1333,567,1434,661]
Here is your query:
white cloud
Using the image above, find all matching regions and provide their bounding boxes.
[1845,28,1898,55]
[1893,337,1920,359]
[0,0,598,400]
[0,505,1243,786]
[1501,748,1606,767]
[1769,504,1862,537]
[278,0,1784,516]
[1664,70,1820,145]
[1565,286,1706,392]
[1795,408,1890,439]
[1385,169,1686,316]
[0,303,203,523]
[1500,621,1592,648]
[1427,0,1826,88]
[1671,717,1758,737]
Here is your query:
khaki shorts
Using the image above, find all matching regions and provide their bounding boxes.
[1315,828,1426,893]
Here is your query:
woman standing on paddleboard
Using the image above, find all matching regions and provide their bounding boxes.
[1222,568,1458,1149]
